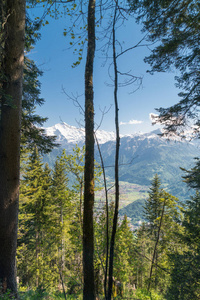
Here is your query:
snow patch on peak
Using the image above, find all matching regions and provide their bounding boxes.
[45,122,116,145]
[95,129,116,144]
[44,122,193,146]
[45,123,85,144]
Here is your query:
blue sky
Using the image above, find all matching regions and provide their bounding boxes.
[29,4,180,135]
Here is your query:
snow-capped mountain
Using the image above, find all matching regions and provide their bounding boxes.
[45,122,116,145]
[44,122,167,146]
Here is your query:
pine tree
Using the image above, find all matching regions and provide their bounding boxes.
[166,192,200,299]
[18,148,55,289]
[51,150,74,287]
[181,158,200,190]
[94,204,136,298]
[141,175,181,292]
[143,174,162,236]
[114,215,136,286]
[21,18,57,154]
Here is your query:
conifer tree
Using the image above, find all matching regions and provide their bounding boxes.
[143,174,162,236]
[21,18,57,154]
[18,148,54,289]
[94,204,136,297]
[129,0,200,138]
[114,215,135,286]
[142,175,181,292]
[51,150,74,285]
[166,192,200,299]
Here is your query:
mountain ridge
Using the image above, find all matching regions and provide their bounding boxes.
[44,122,199,204]
[44,122,191,145]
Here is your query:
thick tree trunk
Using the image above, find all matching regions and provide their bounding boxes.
[0,0,25,295]
[83,0,96,299]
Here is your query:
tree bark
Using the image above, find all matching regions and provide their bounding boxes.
[108,3,120,299]
[0,0,25,295]
[83,0,96,299]
[94,135,109,299]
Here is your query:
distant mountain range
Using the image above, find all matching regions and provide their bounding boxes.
[44,122,200,222]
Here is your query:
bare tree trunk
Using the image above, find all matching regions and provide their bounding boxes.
[83,0,96,299]
[95,135,109,299]
[36,229,39,288]
[80,182,83,229]
[0,0,25,295]
[108,3,120,299]
[57,263,67,300]
[60,206,65,282]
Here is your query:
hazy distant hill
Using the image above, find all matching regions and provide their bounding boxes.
[43,123,199,215]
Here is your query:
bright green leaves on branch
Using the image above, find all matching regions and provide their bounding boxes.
[63,28,85,68]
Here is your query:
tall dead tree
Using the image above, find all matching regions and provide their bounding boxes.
[83,0,96,299]
[0,0,25,295]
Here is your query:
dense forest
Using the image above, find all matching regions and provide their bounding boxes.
[0,0,200,299]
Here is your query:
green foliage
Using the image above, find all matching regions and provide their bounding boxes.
[166,192,200,299]
[1,12,56,153]
[94,203,137,297]
[18,147,89,295]
[133,288,164,300]
[19,288,76,299]
[64,145,85,193]
[143,174,162,227]
[23,15,57,154]
[119,199,146,225]
[18,145,200,298]
[181,157,200,190]
[114,215,136,284]
[18,148,78,291]
[129,0,200,138]
[0,289,16,300]
[21,56,57,154]
[18,148,57,289]
[135,175,183,293]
